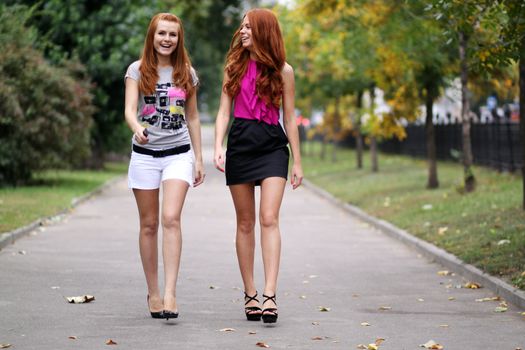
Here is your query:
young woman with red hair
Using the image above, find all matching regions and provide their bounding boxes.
[124,13,204,320]
[214,8,303,324]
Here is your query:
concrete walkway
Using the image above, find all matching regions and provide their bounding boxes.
[1,127,524,350]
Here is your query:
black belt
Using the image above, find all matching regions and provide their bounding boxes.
[133,144,190,158]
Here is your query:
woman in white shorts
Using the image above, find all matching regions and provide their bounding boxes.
[124,12,204,320]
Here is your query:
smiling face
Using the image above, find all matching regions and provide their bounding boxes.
[239,16,253,49]
[153,20,179,58]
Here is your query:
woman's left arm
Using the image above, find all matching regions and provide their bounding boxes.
[186,91,205,187]
[282,63,303,189]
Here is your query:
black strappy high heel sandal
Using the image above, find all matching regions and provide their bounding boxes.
[147,295,164,319]
[261,294,278,324]
[244,291,262,321]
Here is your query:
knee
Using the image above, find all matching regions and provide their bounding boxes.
[237,216,255,234]
[141,218,159,237]
[260,212,279,230]
[162,213,181,231]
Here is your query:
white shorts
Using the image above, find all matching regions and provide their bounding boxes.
[128,150,194,189]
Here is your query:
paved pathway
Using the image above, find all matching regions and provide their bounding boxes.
[1,126,524,349]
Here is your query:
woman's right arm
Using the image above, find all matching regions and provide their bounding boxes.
[214,72,233,172]
[124,78,148,145]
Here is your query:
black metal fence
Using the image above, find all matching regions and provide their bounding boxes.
[375,122,523,172]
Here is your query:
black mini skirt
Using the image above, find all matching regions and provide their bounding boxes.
[226,118,289,186]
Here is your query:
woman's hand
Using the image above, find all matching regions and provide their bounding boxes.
[133,126,149,145]
[291,162,303,190]
[193,160,205,187]
[214,146,225,173]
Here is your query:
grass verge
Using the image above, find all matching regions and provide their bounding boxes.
[0,162,127,234]
[302,141,525,290]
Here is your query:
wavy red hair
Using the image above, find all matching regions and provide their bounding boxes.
[223,8,286,107]
[139,13,195,97]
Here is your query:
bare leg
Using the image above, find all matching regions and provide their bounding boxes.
[259,177,286,314]
[133,188,163,312]
[229,183,260,314]
[161,179,189,312]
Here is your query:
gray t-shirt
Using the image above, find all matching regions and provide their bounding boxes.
[125,60,199,149]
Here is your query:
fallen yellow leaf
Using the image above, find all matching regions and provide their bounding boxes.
[420,340,443,349]
[379,306,392,310]
[105,339,117,345]
[66,295,95,304]
[375,338,386,346]
[437,270,451,276]
[367,344,378,350]
[494,306,508,313]
[464,282,482,289]
[318,306,331,312]
[256,342,270,348]
[219,328,236,332]
[448,297,455,301]
[437,227,448,235]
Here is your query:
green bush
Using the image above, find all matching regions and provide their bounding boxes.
[0,4,95,186]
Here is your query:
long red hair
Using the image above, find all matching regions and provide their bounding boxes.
[139,13,195,97]
[223,8,285,107]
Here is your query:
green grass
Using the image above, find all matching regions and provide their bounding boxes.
[0,162,127,234]
[302,142,525,290]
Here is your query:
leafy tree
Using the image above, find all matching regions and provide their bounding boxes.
[0,4,94,185]
[428,0,508,192]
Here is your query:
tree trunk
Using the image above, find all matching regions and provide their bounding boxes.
[355,90,364,169]
[320,135,327,160]
[332,96,340,162]
[459,30,476,192]
[370,136,378,172]
[370,86,378,172]
[425,88,439,188]
[519,55,525,210]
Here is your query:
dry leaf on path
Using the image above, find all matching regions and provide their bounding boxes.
[367,344,378,350]
[219,328,236,332]
[437,270,451,276]
[475,297,500,302]
[464,282,482,289]
[357,345,367,349]
[420,340,443,349]
[378,306,391,310]
[318,306,331,312]
[494,306,508,313]
[311,336,325,340]
[312,321,320,325]
[66,295,95,304]
[256,342,270,348]
[68,336,78,340]
[248,331,257,335]
[361,322,371,326]
[105,339,117,345]
[375,338,385,346]
[0,344,12,349]
[448,297,455,301]
[439,324,449,328]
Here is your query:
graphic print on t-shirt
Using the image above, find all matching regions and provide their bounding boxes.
[140,83,186,133]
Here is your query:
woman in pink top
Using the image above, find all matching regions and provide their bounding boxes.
[214,8,303,324]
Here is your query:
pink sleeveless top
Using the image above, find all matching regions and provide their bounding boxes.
[233,59,280,125]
